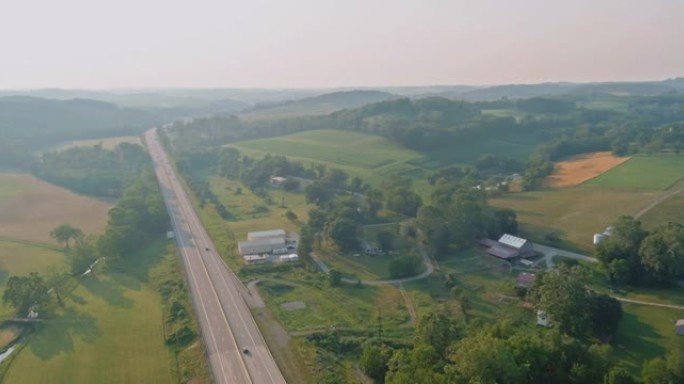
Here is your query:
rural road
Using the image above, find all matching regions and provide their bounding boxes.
[532,243,598,270]
[634,184,684,219]
[311,244,435,285]
[146,129,286,384]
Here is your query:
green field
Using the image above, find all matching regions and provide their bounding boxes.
[584,156,684,190]
[4,272,174,384]
[231,129,422,171]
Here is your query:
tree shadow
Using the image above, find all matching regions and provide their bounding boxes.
[80,275,133,308]
[111,239,169,283]
[614,310,667,362]
[28,307,101,360]
[68,293,88,306]
[0,269,8,285]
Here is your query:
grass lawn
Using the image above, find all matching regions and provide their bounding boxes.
[613,304,683,374]
[4,272,173,384]
[52,136,141,152]
[0,173,110,244]
[584,156,684,190]
[258,277,409,332]
[490,186,663,252]
[0,241,66,317]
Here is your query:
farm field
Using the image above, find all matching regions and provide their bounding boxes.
[52,135,141,151]
[231,129,541,181]
[3,272,174,384]
[544,151,630,188]
[584,156,684,190]
[0,173,110,244]
[639,187,684,229]
[490,186,663,252]
[230,129,423,172]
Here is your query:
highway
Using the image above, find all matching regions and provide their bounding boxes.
[144,129,286,384]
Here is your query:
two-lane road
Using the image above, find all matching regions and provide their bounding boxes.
[145,129,286,384]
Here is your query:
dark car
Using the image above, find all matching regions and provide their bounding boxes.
[205,247,210,252]
[243,348,250,355]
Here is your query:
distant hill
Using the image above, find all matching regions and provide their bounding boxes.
[457,79,682,101]
[240,90,400,120]
[0,96,157,148]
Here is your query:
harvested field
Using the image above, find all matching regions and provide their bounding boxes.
[545,151,630,188]
[53,136,141,151]
[0,173,111,244]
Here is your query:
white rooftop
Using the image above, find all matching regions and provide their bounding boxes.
[247,229,286,240]
[677,319,684,326]
[239,237,286,247]
[498,234,528,249]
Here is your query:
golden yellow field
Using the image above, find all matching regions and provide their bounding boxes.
[0,173,111,244]
[544,151,630,188]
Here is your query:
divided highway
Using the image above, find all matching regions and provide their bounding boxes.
[145,129,286,384]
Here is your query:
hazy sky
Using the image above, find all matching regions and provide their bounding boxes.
[1,0,682,89]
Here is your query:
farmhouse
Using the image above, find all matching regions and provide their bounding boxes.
[238,237,286,255]
[279,254,299,262]
[677,319,684,335]
[478,234,532,260]
[244,254,269,264]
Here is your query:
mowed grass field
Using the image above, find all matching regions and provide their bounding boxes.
[584,156,684,190]
[0,173,111,244]
[490,186,662,251]
[52,135,141,151]
[4,272,173,384]
[231,129,423,171]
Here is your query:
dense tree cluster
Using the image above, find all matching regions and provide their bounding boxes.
[596,217,684,285]
[97,170,168,264]
[416,179,518,256]
[361,314,627,384]
[529,266,623,338]
[33,143,150,198]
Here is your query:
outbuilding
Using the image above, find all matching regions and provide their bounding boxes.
[247,229,286,241]
[498,234,533,253]
[677,319,684,335]
[517,272,536,288]
[244,254,269,264]
[238,237,286,255]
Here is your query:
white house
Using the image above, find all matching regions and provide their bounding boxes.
[677,319,684,335]
[537,310,551,327]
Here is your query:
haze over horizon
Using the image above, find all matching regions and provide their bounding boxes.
[1,0,683,89]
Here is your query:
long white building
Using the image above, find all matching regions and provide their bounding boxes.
[238,237,286,255]
[247,229,286,241]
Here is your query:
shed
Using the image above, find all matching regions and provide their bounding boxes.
[279,254,299,262]
[517,272,536,288]
[537,310,551,327]
[677,319,684,335]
